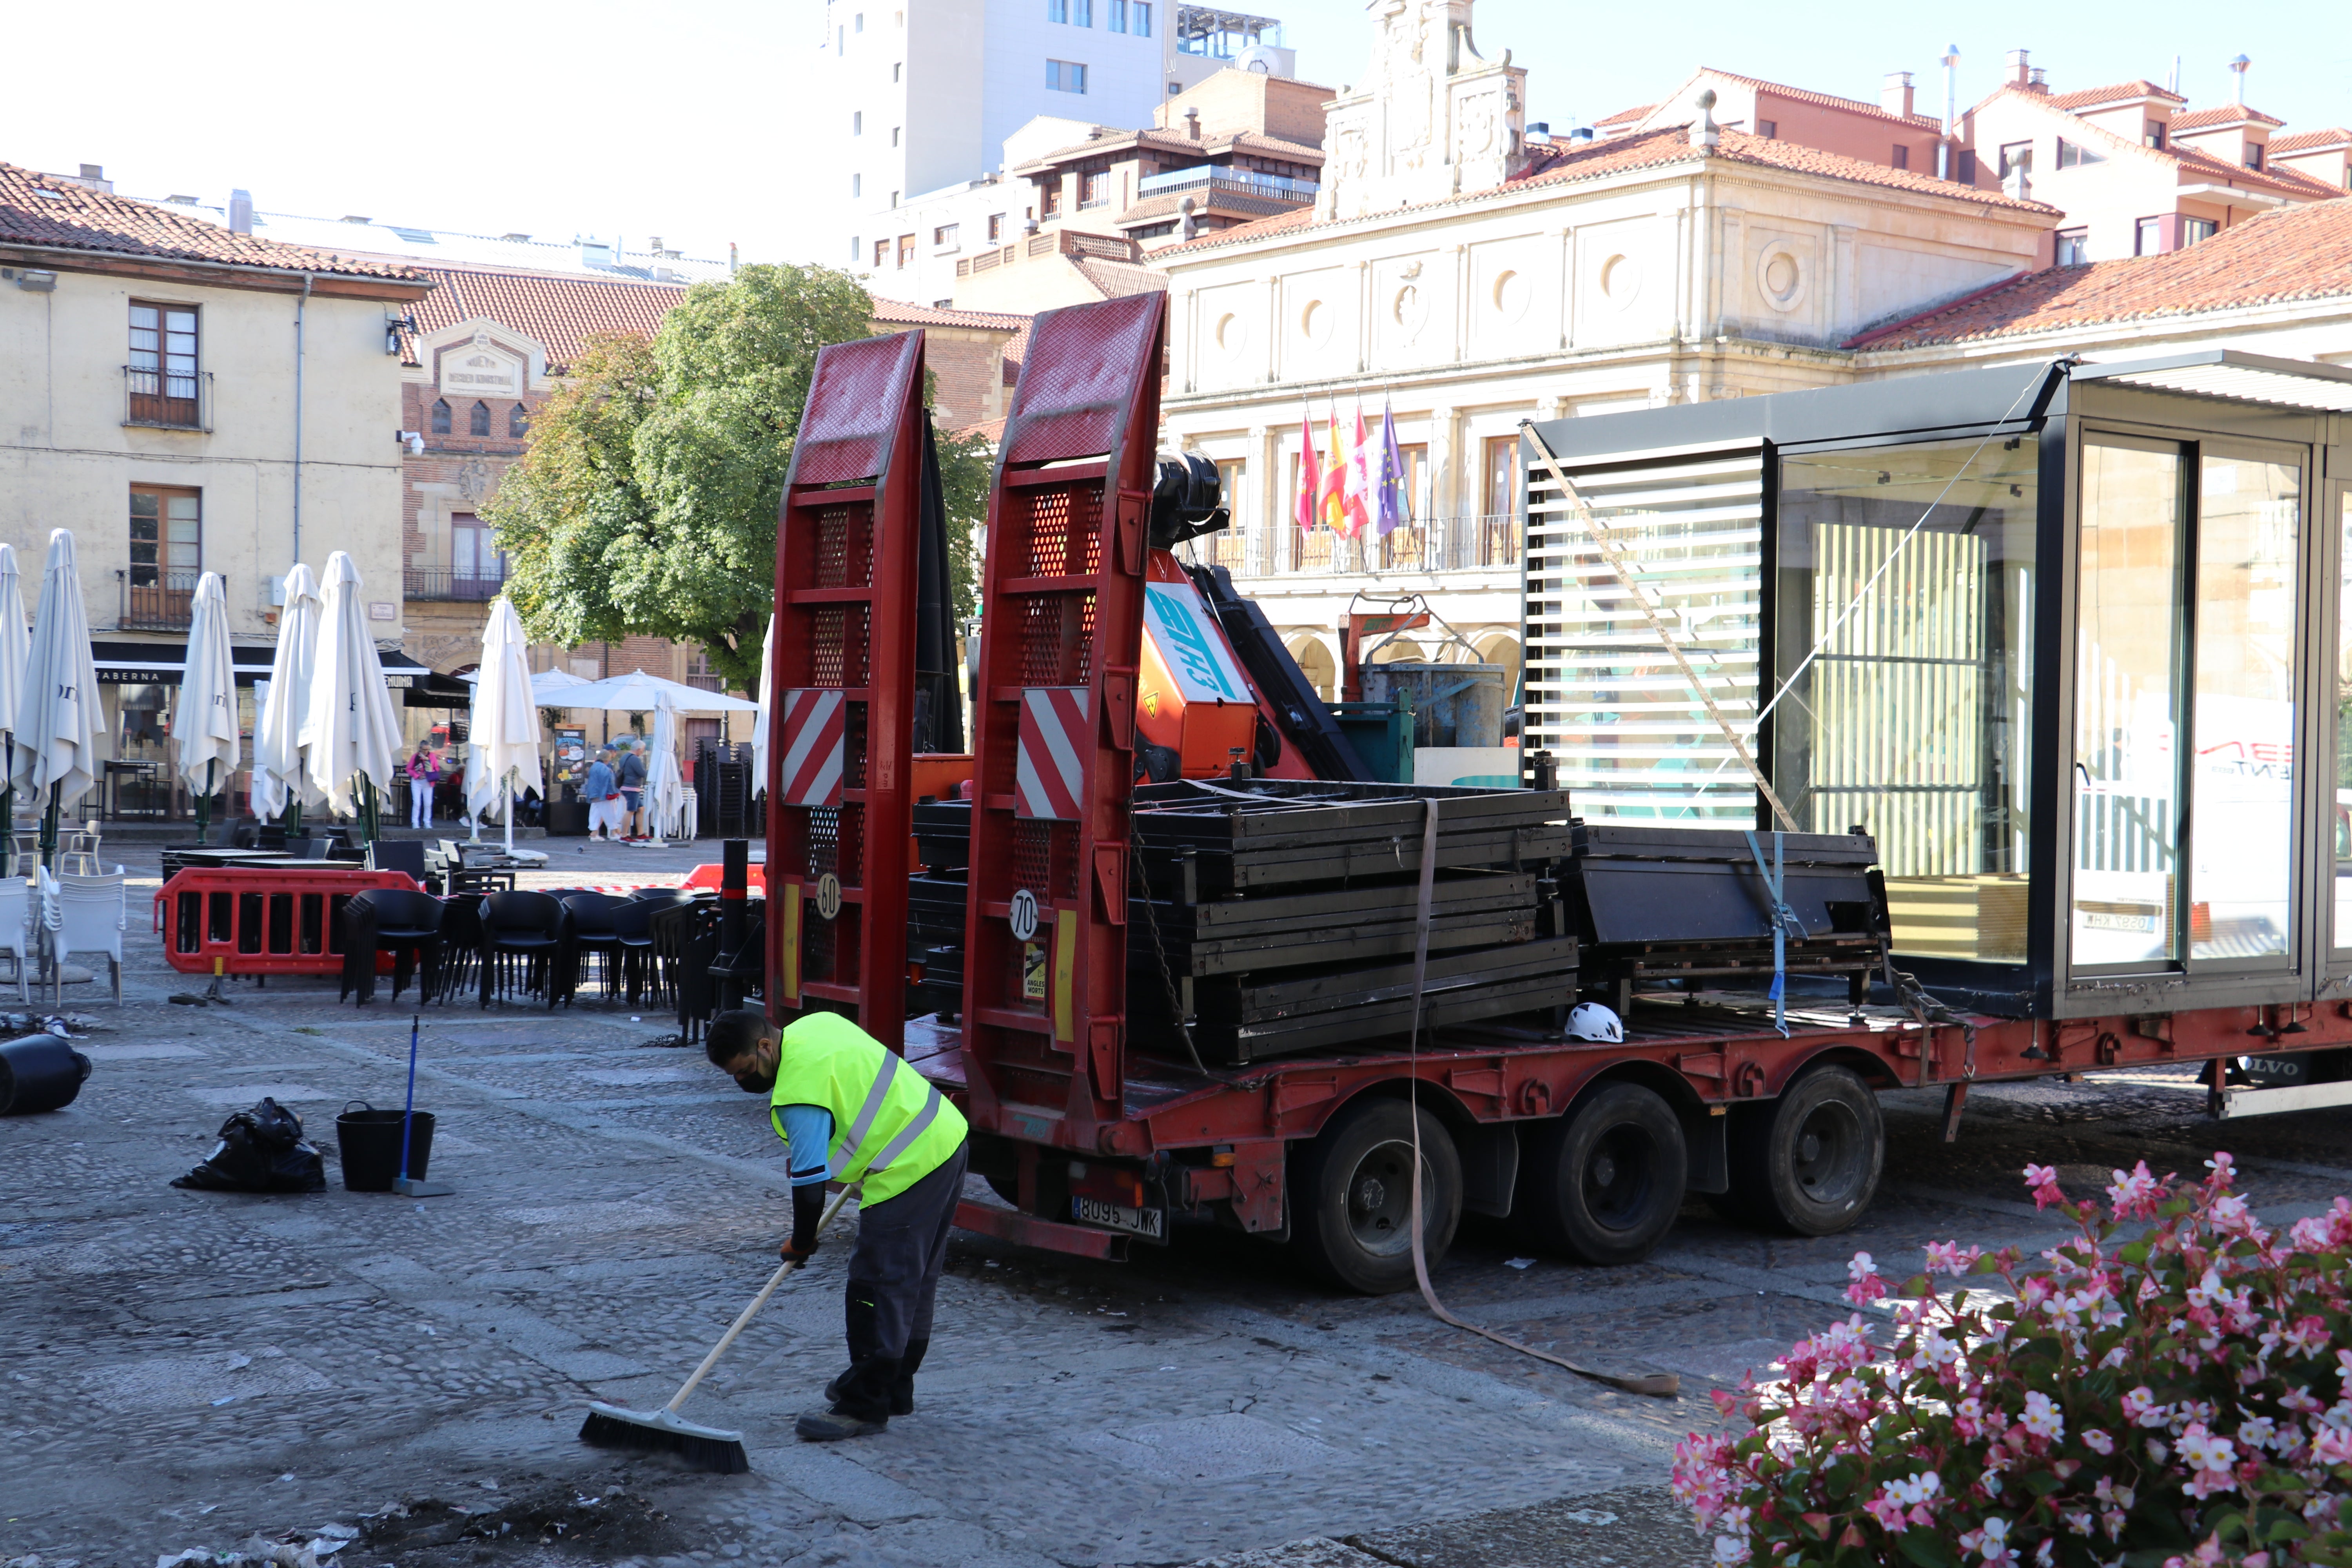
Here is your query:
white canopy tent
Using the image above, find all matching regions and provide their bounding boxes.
[545,668,758,715]
[172,572,239,843]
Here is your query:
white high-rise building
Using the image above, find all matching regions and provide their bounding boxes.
[821,1,1292,274]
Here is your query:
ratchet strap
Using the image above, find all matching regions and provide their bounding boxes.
[1741,829,1806,1037]
[1403,798,1679,1399]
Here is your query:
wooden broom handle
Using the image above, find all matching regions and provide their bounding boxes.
[667,1183,858,1412]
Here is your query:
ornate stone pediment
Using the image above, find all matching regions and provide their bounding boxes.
[1317,0,1528,222]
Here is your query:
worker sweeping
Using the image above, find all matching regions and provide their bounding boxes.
[704,1007,969,1441]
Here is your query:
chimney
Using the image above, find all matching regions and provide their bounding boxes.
[2007,49,2031,88]
[1690,88,1720,150]
[228,189,254,234]
[1184,106,1201,141]
[1883,71,1915,119]
[2228,54,2251,105]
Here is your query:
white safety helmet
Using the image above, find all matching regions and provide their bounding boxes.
[1566,1002,1624,1043]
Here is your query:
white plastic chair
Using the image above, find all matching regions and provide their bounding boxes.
[60,822,103,877]
[44,865,125,1005]
[0,876,30,1003]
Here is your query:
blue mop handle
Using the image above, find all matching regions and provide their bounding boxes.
[399,1014,419,1184]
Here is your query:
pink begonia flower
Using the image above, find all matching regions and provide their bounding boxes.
[2122,1386,2166,1427]
[2313,1425,2352,1466]
[1924,1240,1982,1275]
[2023,1163,2065,1210]
[1710,1535,1749,1567]
[2082,1427,2114,1455]
[2020,1390,2064,1441]
[2107,1160,2161,1219]
[1863,1494,1909,1532]
[2236,1413,2277,1451]
[2210,1193,2250,1230]
[1846,1252,1888,1307]
[2205,1151,2236,1185]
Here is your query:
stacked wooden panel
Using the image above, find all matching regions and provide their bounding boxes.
[1125,780,1579,1065]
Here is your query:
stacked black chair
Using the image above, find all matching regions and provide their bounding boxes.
[609,898,664,1006]
[562,893,628,1001]
[338,889,446,1006]
[477,891,575,1009]
[370,839,434,892]
[650,899,724,1045]
[434,895,483,1002]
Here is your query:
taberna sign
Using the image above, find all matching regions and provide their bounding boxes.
[1142,579,1250,704]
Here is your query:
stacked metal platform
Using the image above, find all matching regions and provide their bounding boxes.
[1558,824,1891,1013]
[1125,780,1579,1065]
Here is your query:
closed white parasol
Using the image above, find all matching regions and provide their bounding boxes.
[173,573,240,842]
[11,529,104,863]
[302,551,406,834]
[465,597,543,853]
[250,563,326,823]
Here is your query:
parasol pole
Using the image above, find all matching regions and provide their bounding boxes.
[39,780,58,872]
[196,758,216,845]
[1,736,13,878]
[504,775,515,854]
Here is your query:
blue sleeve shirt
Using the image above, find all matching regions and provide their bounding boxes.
[776,1102,835,1187]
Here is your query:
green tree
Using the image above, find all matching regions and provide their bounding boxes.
[488,263,996,689]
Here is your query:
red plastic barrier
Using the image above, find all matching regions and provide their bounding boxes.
[682,864,767,895]
[153,866,422,976]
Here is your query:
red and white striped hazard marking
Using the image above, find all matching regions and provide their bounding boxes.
[778,688,846,808]
[1015,687,1091,821]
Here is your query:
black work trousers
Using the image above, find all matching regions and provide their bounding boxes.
[837,1141,967,1412]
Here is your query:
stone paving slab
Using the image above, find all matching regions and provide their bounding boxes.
[6,907,2350,1568]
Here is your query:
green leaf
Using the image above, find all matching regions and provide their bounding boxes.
[1895,1529,1961,1568]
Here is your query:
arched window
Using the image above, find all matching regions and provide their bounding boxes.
[508,403,529,438]
[429,398,451,435]
[469,400,491,437]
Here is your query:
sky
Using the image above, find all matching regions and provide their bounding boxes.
[3,0,2341,267]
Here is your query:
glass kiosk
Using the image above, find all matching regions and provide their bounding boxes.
[1522,350,2352,1019]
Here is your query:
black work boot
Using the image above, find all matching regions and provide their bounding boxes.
[798,1356,897,1441]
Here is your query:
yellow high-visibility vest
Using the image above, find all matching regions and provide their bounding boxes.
[768,1012,966,1205]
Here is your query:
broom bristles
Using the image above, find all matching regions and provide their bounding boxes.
[578,1403,750,1475]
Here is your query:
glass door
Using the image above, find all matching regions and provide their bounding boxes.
[2070,438,2188,967]
[2188,447,2300,965]
[2328,480,2352,956]
[2068,435,2304,974]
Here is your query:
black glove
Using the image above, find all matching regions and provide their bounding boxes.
[781,1182,827,1261]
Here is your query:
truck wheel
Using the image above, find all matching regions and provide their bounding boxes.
[1290,1096,1461,1294]
[1517,1082,1686,1265]
[1728,1065,1883,1236]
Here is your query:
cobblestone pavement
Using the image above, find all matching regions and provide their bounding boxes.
[4,882,2349,1568]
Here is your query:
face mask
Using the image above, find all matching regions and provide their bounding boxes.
[731,1044,778,1093]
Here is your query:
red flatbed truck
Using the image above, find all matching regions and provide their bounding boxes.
[769,316,2352,1292]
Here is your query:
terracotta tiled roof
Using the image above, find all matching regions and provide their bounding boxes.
[1692,67,1944,129]
[1849,197,2352,350]
[1116,188,1307,225]
[1157,127,2054,259]
[869,297,1030,330]
[0,162,424,284]
[2043,80,2183,112]
[1072,257,1168,299]
[2167,140,2345,201]
[406,265,685,373]
[2169,103,2285,132]
[2274,128,2352,155]
[1595,104,1655,128]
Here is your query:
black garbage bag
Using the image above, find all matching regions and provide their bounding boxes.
[171,1097,327,1193]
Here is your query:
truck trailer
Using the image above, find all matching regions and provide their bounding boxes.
[759,302,2352,1292]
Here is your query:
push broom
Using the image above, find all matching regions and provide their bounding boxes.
[579,1183,858,1473]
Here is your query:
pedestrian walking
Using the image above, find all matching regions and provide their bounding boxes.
[704,1008,968,1441]
[583,746,623,841]
[406,743,439,828]
[617,738,648,841]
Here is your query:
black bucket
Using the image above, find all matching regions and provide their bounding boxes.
[0,1034,92,1115]
[335,1102,435,1192]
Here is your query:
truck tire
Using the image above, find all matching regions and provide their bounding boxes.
[1290,1096,1461,1294]
[1727,1065,1883,1236]
[1516,1082,1686,1265]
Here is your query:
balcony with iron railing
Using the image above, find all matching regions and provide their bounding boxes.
[404,565,510,603]
[1136,164,1319,204]
[122,365,212,431]
[117,568,206,630]
[1194,515,1522,581]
